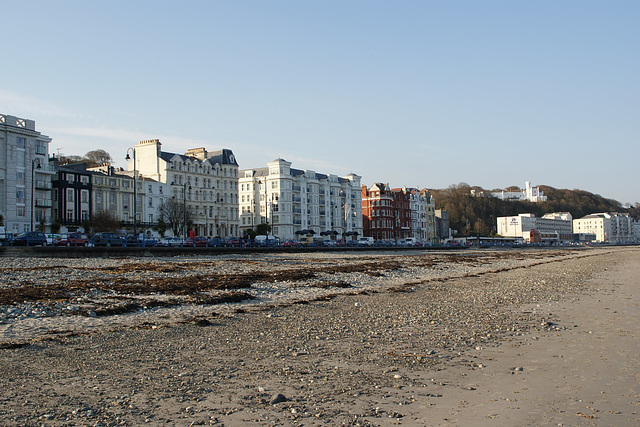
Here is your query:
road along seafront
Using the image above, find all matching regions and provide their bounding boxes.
[0,247,638,426]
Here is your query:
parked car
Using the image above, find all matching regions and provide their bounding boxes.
[45,233,63,245]
[357,237,374,246]
[185,236,209,247]
[0,230,10,246]
[281,240,300,248]
[208,237,225,247]
[12,231,48,246]
[254,235,279,247]
[224,237,242,247]
[322,239,337,247]
[53,233,90,247]
[139,236,158,247]
[92,232,125,247]
[158,237,184,247]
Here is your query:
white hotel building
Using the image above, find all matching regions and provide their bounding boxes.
[0,114,55,234]
[573,212,634,243]
[239,159,363,241]
[131,139,240,238]
[497,212,573,242]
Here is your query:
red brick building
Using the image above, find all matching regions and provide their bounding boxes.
[390,187,412,240]
[362,183,395,240]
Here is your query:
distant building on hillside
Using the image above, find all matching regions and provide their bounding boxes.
[573,212,634,243]
[491,181,547,202]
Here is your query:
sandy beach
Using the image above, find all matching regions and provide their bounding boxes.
[0,247,638,426]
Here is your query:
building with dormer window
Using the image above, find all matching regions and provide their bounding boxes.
[130,139,239,237]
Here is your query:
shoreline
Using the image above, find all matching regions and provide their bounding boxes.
[0,247,637,426]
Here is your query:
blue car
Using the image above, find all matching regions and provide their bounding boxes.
[92,232,125,247]
[12,231,48,246]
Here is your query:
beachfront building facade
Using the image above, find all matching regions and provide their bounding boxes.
[362,184,437,242]
[51,162,92,232]
[395,187,437,242]
[362,183,395,241]
[0,114,55,234]
[238,158,363,241]
[88,165,144,232]
[497,212,573,243]
[130,139,240,238]
[435,209,451,241]
[573,212,634,243]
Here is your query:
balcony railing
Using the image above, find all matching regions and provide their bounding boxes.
[36,165,56,174]
[35,180,52,190]
[35,198,53,207]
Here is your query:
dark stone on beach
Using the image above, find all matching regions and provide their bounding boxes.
[271,393,288,404]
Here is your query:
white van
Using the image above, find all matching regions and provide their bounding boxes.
[404,237,419,246]
[357,236,374,246]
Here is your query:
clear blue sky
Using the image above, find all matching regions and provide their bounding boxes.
[2,1,638,205]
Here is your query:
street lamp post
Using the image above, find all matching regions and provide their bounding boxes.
[31,159,42,231]
[170,162,191,238]
[125,148,137,235]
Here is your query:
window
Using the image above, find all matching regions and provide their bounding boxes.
[148,197,153,207]
[81,176,89,184]
[67,189,74,202]
[16,190,25,202]
[148,185,152,193]
[16,170,25,182]
[81,210,88,221]
[17,206,25,217]
[96,191,102,203]
[81,190,89,203]
[16,137,25,148]
[66,210,74,220]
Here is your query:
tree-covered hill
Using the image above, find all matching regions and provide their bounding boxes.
[431,183,638,237]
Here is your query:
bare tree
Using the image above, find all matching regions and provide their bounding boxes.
[159,199,193,237]
[88,210,120,232]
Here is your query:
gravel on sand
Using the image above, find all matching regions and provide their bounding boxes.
[0,247,637,426]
